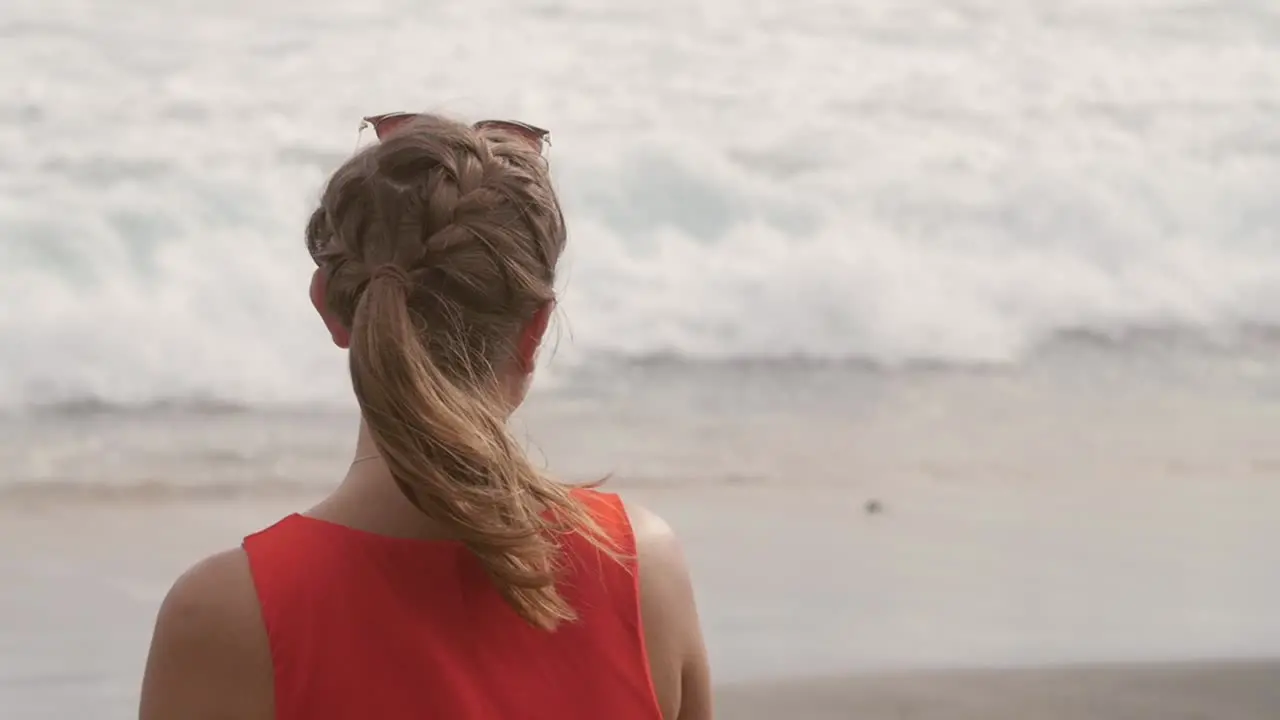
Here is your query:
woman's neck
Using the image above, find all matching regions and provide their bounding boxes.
[350,421,383,464]
[304,420,455,540]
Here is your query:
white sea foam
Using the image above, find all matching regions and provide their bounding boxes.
[2,0,1279,408]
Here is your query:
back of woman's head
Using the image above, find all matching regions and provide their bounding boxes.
[304,113,608,630]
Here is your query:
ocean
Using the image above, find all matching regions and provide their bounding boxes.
[2,0,1280,717]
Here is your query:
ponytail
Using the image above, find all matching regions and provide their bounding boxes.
[348,265,610,630]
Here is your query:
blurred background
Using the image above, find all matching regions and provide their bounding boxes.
[2,0,1279,717]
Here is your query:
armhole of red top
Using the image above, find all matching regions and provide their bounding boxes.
[581,490,665,719]
[240,522,292,718]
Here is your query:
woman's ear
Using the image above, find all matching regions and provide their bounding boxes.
[516,301,554,373]
[310,268,351,349]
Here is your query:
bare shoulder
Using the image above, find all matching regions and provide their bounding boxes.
[153,549,260,633]
[620,500,713,720]
[625,502,682,561]
[618,501,694,626]
[139,548,273,720]
[624,502,696,629]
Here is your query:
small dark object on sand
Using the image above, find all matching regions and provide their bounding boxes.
[864,499,883,515]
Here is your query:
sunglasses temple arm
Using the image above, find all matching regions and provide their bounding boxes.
[353,120,369,152]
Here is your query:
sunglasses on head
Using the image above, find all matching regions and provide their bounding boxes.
[360,112,551,154]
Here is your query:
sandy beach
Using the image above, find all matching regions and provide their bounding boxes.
[715,661,1280,719]
[3,355,1278,720]
[4,358,1280,718]
[4,450,1280,719]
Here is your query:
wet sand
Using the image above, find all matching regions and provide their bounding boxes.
[715,661,1280,719]
[5,366,1280,719]
[4,484,1280,718]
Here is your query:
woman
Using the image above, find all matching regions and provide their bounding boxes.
[138,112,712,719]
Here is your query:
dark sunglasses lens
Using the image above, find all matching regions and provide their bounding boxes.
[365,113,416,140]
[475,120,548,152]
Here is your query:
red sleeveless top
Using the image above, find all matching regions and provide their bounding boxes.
[242,490,662,719]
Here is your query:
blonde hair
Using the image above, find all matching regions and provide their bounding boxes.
[305,113,610,630]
